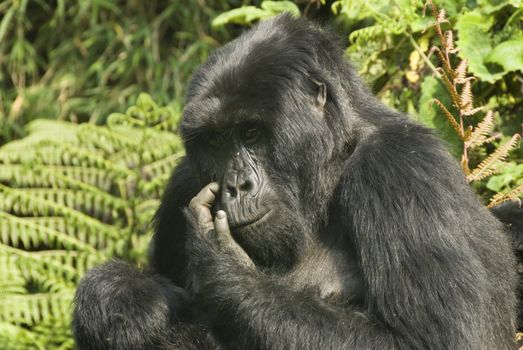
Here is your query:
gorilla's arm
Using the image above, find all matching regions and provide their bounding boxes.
[73,261,191,350]
[186,123,516,350]
[73,159,223,350]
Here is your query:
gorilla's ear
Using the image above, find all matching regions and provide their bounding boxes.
[312,79,327,111]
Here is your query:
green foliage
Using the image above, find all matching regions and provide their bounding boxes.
[0,94,183,349]
[332,0,430,85]
[0,0,236,144]
[487,161,523,192]
[487,39,523,74]
[455,2,523,83]
[212,1,300,27]
[330,0,522,90]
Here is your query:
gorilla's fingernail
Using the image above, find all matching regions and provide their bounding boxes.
[217,210,226,219]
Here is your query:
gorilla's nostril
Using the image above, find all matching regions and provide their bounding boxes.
[239,180,253,193]
[226,186,238,198]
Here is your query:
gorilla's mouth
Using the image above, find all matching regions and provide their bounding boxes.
[229,209,272,229]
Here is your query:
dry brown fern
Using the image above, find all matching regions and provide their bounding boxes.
[425,0,521,208]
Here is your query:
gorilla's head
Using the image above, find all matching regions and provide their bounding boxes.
[179,15,365,270]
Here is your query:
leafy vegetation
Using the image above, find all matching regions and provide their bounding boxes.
[0,94,183,349]
[213,1,300,26]
[0,0,235,143]
[424,0,522,206]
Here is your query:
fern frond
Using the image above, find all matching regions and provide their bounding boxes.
[349,24,385,44]
[432,99,463,138]
[426,0,521,193]
[0,251,76,292]
[462,106,484,117]
[0,94,183,346]
[467,134,521,182]
[0,146,125,177]
[141,153,184,181]
[0,185,122,242]
[0,291,74,325]
[0,322,46,350]
[0,165,118,192]
[436,9,448,25]
[0,212,98,252]
[454,59,468,81]
[488,184,523,208]
[31,317,74,349]
[432,49,454,79]
[460,80,473,111]
[139,172,173,198]
[435,68,462,108]
[17,189,128,224]
[77,124,140,153]
[0,245,102,281]
[467,111,496,147]
[0,280,26,295]
[468,134,501,150]
[444,30,454,52]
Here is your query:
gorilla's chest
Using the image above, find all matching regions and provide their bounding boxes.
[285,245,364,307]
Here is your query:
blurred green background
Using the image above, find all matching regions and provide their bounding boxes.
[0,0,521,348]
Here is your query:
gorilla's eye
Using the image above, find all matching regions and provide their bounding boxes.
[242,125,261,144]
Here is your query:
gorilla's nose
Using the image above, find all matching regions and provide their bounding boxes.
[223,171,258,202]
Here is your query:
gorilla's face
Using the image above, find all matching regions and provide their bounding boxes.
[180,92,318,270]
[203,121,274,229]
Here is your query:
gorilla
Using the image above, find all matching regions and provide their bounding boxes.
[73,15,520,350]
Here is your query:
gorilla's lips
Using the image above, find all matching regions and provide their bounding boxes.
[228,209,271,229]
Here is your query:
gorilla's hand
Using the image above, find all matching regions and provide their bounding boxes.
[187,183,255,271]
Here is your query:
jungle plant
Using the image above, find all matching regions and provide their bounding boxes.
[0,0,236,144]
[424,0,522,206]
[212,1,301,26]
[0,94,183,350]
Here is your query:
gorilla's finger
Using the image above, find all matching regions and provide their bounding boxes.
[214,210,231,237]
[214,210,254,268]
[188,183,220,233]
[189,182,220,210]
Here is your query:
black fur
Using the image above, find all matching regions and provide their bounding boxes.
[492,201,523,326]
[73,15,519,349]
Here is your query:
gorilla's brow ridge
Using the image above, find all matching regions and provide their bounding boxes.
[183,97,271,142]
